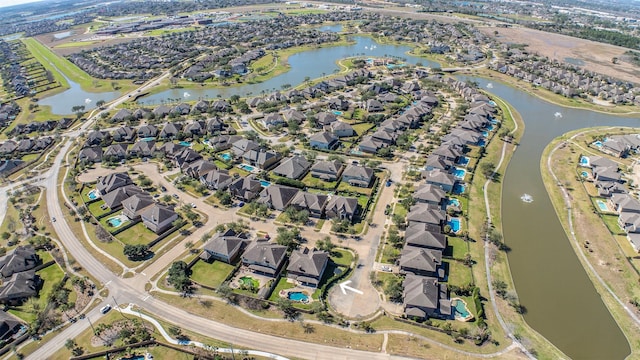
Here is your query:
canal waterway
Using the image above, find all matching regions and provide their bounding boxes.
[461,76,635,360]
[37,65,120,115]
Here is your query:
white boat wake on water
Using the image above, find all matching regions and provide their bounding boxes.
[521,194,533,203]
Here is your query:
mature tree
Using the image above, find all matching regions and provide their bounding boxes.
[276,227,300,252]
[316,236,336,253]
[480,162,496,179]
[167,261,191,293]
[384,275,403,302]
[123,244,150,261]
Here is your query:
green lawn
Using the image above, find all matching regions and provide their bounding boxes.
[22,37,133,94]
[190,259,235,289]
[601,214,625,235]
[9,263,65,323]
[446,260,473,288]
[115,222,158,245]
[53,40,101,49]
[301,172,337,190]
[87,200,112,218]
[337,182,373,196]
[352,122,375,136]
[268,277,295,301]
[330,248,354,267]
[446,235,469,260]
[99,216,131,234]
[392,203,407,218]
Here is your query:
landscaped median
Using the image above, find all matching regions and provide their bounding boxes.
[540,127,640,353]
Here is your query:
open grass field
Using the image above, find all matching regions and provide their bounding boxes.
[22,37,134,93]
[8,263,65,323]
[115,222,158,245]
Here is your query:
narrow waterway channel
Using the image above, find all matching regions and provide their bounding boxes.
[461,76,636,359]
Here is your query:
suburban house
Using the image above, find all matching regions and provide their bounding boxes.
[0,247,39,278]
[137,124,158,138]
[407,203,446,229]
[365,99,384,112]
[282,109,306,124]
[241,240,288,277]
[159,122,183,139]
[610,193,640,214]
[290,191,328,218]
[272,155,311,180]
[425,155,454,172]
[200,229,248,264]
[0,311,22,340]
[184,159,217,179]
[231,138,260,157]
[399,245,444,279]
[129,140,156,158]
[413,184,446,207]
[404,223,447,251]
[316,112,337,127]
[78,147,103,163]
[140,204,178,234]
[200,169,233,190]
[325,195,358,221]
[104,144,128,159]
[257,185,300,211]
[310,160,344,181]
[102,185,145,210]
[242,149,281,170]
[96,173,132,195]
[328,121,355,137]
[403,274,451,320]
[121,193,155,220]
[309,131,339,150]
[0,270,41,305]
[358,136,387,154]
[228,175,263,201]
[342,165,374,187]
[286,247,329,287]
[423,169,456,193]
[112,126,136,142]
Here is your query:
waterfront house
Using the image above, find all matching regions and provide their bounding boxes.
[403,274,451,320]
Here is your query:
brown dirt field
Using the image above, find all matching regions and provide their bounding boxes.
[481,26,640,84]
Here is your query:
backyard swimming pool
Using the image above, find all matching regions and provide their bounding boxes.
[332,110,343,115]
[259,179,271,187]
[179,141,191,147]
[220,153,232,161]
[239,164,255,172]
[107,216,125,228]
[477,139,486,147]
[452,168,466,179]
[452,298,473,321]
[447,198,460,207]
[581,171,589,178]
[142,137,155,142]
[288,291,310,303]
[448,218,461,233]
[482,131,489,137]
[87,189,99,200]
[596,200,609,212]
[579,156,590,167]
[592,140,605,148]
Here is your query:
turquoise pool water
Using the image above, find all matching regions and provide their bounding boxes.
[87,190,98,200]
[107,217,124,228]
[386,63,405,69]
[142,137,155,142]
[240,164,255,172]
[452,298,470,318]
[179,141,191,146]
[453,183,465,194]
[447,198,460,207]
[482,131,489,137]
[593,140,603,148]
[448,218,461,232]
[596,200,609,212]
[220,153,232,161]
[477,139,486,147]
[579,156,589,166]
[488,100,497,106]
[259,179,271,187]
[581,171,588,178]
[456,157,470,166]
[486,124,494,131]
[332,110,343,115]
[452,168,466,179]
[288,291,309,302]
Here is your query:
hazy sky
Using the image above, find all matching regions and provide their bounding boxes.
[0,0,42,9]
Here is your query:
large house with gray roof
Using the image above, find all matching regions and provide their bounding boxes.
[96,172,132,195]
[310,160,343,181]
[140,204,178,234]
[242,240,287,278]
[342,164,374,187]
[325,195,358,221]
[290,192,328,218]
[286,247,329,287]
[272,155,311,180]
[201,229,248,264]
[403,274,451,320]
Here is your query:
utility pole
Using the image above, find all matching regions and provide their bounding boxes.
[87,316,96,335]
[112,296,128,319]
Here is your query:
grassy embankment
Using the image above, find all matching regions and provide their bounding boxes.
[21,37,135,94]
[541,127,640,358]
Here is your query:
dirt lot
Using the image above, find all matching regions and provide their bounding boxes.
[481,26,640,84]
